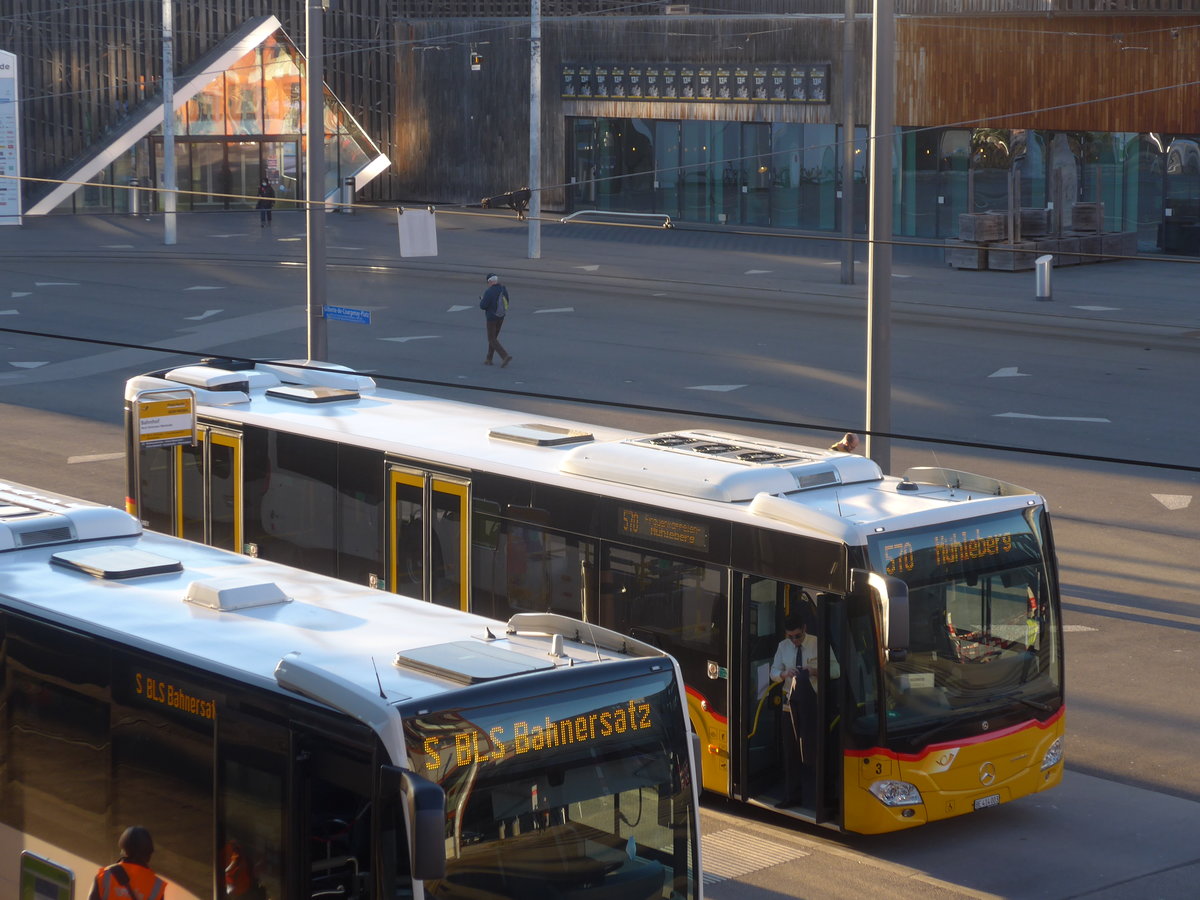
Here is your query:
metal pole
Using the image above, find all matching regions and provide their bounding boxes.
[162,0,176,245]
[865,0,894,473]
[528,0,542,259]
[840,0,856,284]
[306,0,329,361]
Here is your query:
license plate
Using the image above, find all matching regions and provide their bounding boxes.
[974,793,1001,811]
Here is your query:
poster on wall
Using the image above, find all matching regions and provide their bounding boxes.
[559,62,831,105]
[627,65,643,99]
[0,50,21,226]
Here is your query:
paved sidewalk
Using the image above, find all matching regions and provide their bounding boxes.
[5,208,1199,332]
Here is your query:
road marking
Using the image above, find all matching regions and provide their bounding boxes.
[994,412,1110,422]
[208,233,249,238]
[329,246,364,251]
[576,264,600,271]
[702,829,808,885]
[535,307,574,314]
[36,282,78,286]
[1072,305,1119,311]
[652,291,668,296]
[185,310,223,321]
[1063,624,1099,632]
[0,310,18,316]
[380,336,440,343]
[278,237,303,242]
[68,452,124,465]
[9,361,48,368]
[687,384,747,392]
[184,285,224,291]
[989,366,1030,378]
[10,292,31,298]
[447,305,473,312]
[745,269,771,275]
[1152,494,1192,510]
[102,244,135,249]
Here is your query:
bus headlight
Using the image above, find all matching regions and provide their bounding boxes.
[1041,737,1063,770]
[868,780,923,807]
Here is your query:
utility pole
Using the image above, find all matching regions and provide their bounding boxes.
[306,0,329,360]
[162,0,176,245]
[528,0,542,259]
[865,0,894,472]
[840,0,855,284]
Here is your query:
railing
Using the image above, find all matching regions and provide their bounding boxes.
[560,210,674,228]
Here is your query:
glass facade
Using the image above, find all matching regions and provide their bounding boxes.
[56,31,377,216]
[567,117,1200,254]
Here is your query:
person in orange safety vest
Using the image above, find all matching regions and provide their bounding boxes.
[88,825,167,900]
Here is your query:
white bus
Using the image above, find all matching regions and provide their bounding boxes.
[125,359,1065,835]
[0,479,701,900]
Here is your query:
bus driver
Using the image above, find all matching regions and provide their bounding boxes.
[771,612,840,808]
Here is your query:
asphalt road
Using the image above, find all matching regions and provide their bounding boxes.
[1,209,1198,897]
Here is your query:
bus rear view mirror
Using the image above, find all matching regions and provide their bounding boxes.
[383,765,446,880]
[851,569,910,662]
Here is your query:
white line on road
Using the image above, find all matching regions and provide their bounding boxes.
[1063,624,1100,632]
[576,265,600,271]
[994,412,1111,422]
[989,367,1030,378]
[9,362,48,369]
[184,286,224,291]
[535,307,574,314]
[35,282,78,287]
[185,310,224,321]
[379,336,440,343]
[102,244,135,249]
[701,829,808,885]
[1072,305,1119,311]
[10,292,31,299]
[68,452,124,464]
[447,305,473,312]
[687,384,747,392]
[1152,494,1192,510]
[0,310,18,316]
[745,269,771,275]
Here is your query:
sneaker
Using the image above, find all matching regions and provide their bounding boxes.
[501,356,513,368]
[484,359,493,365]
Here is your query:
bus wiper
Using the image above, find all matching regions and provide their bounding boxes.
[1016,696,1053,713]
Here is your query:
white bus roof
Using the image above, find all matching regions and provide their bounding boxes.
[0,481,664,716]
[127,362,1045,546]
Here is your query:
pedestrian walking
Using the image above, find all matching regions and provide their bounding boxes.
[88,826,167,900]
[479,272,513,367]
[256,179,275,227]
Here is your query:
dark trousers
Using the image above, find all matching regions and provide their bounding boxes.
[485,318,508,362]
[782,684,818,806]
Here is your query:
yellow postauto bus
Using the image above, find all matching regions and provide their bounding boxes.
[125,359,1065,835]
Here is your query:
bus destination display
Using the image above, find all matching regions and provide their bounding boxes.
[619,507,709,552]
[414,698,653,773]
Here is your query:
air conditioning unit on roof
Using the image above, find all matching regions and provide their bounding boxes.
[664,3,690,14]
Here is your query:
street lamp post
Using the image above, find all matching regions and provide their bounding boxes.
[528,0,542,259]
[306,0,329,360]
[162,0,176,245]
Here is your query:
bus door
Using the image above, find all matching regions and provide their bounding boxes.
[137,426,242,552]
[387,466,470,609]
[735,575,841,821]
[291,726,375,899]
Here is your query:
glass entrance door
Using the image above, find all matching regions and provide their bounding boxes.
[388,467,470,609]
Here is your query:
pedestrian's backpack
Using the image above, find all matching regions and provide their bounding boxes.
[497,289,509,317]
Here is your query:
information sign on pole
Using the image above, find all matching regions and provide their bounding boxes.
[0,50,21,226]
[20,851,74,900]
[135,390,196,448]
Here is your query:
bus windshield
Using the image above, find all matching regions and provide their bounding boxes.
[866,507,1061,748]
[404,666,697,900]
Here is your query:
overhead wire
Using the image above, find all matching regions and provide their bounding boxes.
[0,325,1196,477]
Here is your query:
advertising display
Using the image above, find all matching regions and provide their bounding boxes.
[561,60,831,106]
[0,50,20,225]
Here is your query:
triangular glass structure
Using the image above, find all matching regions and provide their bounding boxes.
[29,16,388,215]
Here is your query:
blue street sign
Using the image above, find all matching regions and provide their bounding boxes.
[323,305,371,324]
